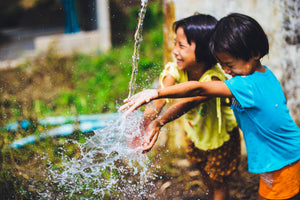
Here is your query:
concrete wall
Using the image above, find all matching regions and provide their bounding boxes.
[35,0,111,56]
[0,0,111,69]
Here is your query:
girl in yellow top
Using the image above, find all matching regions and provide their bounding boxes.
[130,14,241,200]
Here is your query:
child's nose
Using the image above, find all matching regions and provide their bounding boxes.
[173,46,179,56]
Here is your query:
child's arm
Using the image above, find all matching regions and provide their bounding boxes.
[158,80,232,98]
[120,80,232,115]
[142,96,209,152]
[141,74,176,124]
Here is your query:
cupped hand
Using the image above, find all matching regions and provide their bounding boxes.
[142,130,159,153]
[142,120,162,153]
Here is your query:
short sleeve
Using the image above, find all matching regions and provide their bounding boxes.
[224,76,255,108]
[159,62,186,88]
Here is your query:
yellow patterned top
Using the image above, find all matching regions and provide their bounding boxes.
[159,62,237,150]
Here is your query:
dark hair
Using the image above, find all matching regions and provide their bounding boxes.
[209,13,269,61]
[173,13,218,67]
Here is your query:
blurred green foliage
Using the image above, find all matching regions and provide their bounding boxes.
[52,13,163,114]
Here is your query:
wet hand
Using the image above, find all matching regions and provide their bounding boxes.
[143,132,158,153]
[119,89,158,117]
[141,120,162,153]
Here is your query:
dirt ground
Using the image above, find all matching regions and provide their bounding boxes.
[119,153,259,200]
[146,156,259,200]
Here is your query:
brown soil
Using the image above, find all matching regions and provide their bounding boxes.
[149,156,259,200]
[121,153,259,200]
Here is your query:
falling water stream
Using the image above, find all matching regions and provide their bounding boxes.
[128,0,148,98]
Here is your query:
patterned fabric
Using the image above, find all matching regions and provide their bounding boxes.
[185,127,241,182]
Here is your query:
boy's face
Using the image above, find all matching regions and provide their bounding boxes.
[216,52,263,77]
[173,27,197,71]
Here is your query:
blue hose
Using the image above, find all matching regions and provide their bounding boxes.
[8,113,119,148]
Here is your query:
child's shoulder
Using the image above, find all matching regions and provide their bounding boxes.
[160,62,186,82]
[201,64,227,81]
[164,62,178,71]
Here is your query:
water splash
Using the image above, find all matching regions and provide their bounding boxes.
[128,0,148,98]
[43,111,159,199]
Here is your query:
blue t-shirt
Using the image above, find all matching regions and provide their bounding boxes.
[224,66,300,173]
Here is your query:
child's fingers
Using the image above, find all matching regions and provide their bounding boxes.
[119,89,158,116]
[119,93,142,111]
[121,101,147,117]
[119,104,128,111]
[142,128,158,150]
[142,129,153,145]
[121,101,148,118]
[125,92,143,102]
[123,95,135,103]
[142,131,159,153]
[128,101,146,112]
[119,97,142,112]
[123,98,130,103]
[119,102,132,111]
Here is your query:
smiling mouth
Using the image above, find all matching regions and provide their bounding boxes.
[176,59,183,65]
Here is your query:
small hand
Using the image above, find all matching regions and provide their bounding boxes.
[142,120,162,153]
[125,118,152,150]
[119,89,158,117]
[142,131,159,153]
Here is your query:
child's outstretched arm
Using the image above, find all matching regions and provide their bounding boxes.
[140,74,176,125]
[142,96,209,152]
[120,80,232,115]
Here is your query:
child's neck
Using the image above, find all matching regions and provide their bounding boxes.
[255,62,266,73]
[187,62,208,81]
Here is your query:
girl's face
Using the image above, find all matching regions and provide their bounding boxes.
[173,27,197,71]
[216,52,264,77]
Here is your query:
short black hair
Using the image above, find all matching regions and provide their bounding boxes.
[173,13,218,67]
[209,13,269,61]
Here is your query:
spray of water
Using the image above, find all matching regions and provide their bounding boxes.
[128,0,148,98]
[41,111,159,199]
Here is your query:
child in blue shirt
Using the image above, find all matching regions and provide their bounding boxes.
[120,13,300,200]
